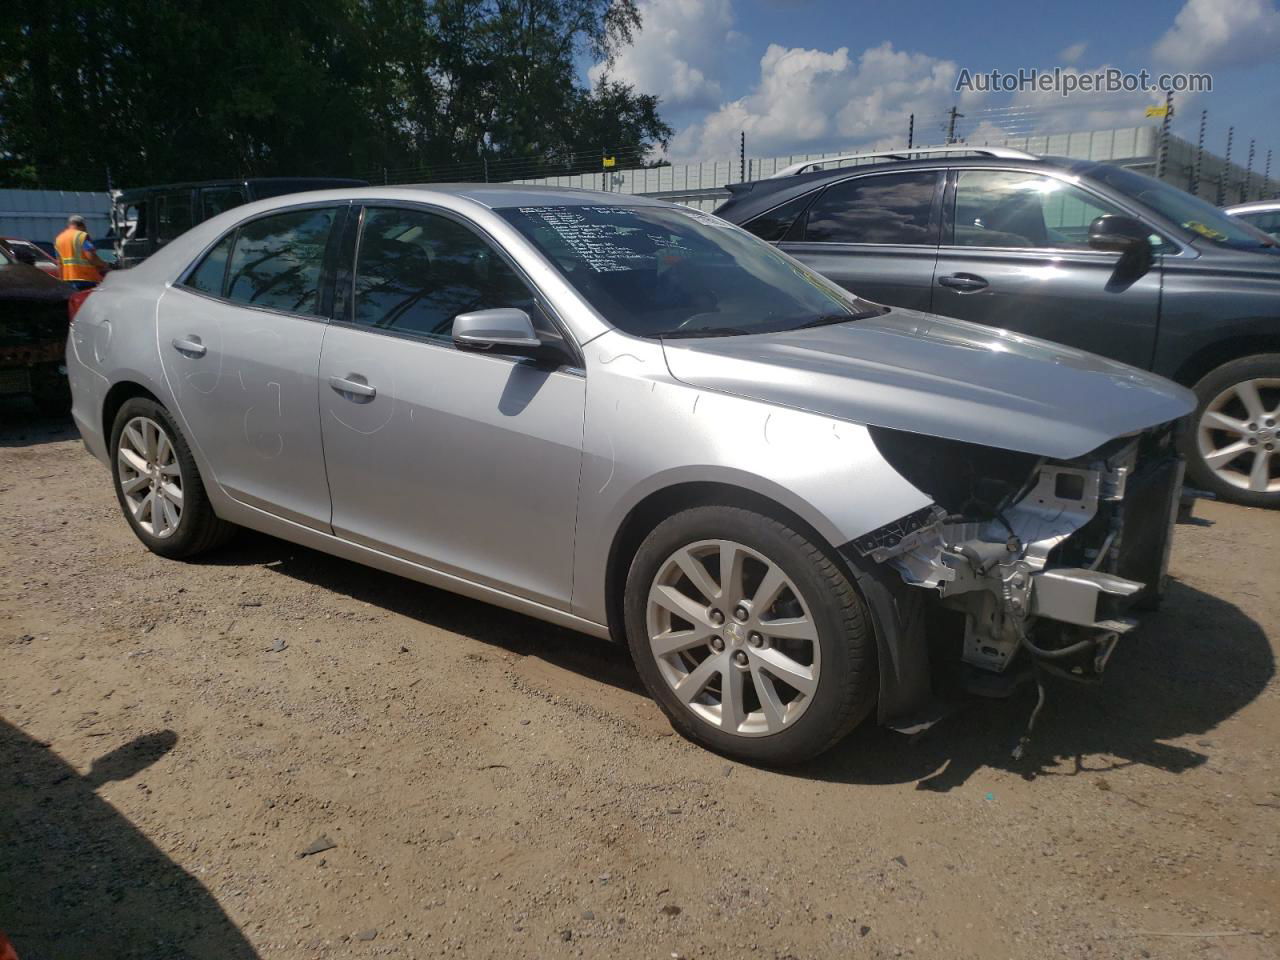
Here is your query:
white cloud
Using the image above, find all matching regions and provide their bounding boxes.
[1058,41,1087,63]
[589,0,734,108]
[1153,0,1280,68]
[670,41,968,159]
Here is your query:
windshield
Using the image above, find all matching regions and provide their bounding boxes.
[1094,165,1276,251]
[497,203,880,338]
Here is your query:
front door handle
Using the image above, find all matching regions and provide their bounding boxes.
[329,375,376,400]
[171,336,207,357]
[938,273,989,293]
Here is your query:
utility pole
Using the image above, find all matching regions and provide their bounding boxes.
[1155,91,1174,180]
[1190,109,1207,198]
[1242,139,1255,202]
[946,106,963,145]
[907,114,914,150]
[1217,126,1233,207]
[739,131,745,183]
[1266,149,1274,199]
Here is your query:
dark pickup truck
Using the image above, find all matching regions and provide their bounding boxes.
[111,177,368,268]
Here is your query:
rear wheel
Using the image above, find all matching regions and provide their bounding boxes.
[624,505,876,765]
[1183,354,1280,509]
[109,397,235,558]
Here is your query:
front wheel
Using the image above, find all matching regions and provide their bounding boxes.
[624,505,877,765]
[1182,354,1280,509]
[109,397,235,558]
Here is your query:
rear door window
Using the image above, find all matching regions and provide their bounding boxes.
[183,234,236,297]
[802,171,941,245]
[742,192,816,242]
[224,207,340,315]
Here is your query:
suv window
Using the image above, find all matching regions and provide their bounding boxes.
[352,207,536,343]
[1238,209,1280,240]
[156,191,194,243]
[952,170,1126,249]
[201,186,249,220]
[225,207,339,315]
[743,192,816,242]
[802,171,940,245]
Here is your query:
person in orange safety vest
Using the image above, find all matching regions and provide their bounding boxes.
[53,214,110,290]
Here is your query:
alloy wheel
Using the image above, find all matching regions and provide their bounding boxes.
[645,539,820,737]
[116,415,184,538]
[1196,377,1280,494]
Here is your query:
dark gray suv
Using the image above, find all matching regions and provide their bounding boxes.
[717,149,1280,508]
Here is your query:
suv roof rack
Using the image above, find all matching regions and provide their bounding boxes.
[768,146,1039,178]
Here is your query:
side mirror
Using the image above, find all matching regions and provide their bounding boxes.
[1088,214,1151,253]
[452,308,543,358]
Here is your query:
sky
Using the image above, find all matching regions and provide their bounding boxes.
[585,0,1280,169]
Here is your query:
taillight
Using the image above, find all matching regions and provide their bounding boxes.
[67,288,94,323]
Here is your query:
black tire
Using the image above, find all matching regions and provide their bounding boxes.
[1180,354,1280,509]
[624,505,877,765]
[109,397,235,558]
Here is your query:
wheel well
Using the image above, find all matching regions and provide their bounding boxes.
[1171,334,1280,389]
[603,481,835,643]
[102,381,160,442]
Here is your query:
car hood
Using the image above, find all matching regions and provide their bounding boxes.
[661,308,1195,460]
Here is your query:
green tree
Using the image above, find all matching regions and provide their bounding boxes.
[0,0,670,190]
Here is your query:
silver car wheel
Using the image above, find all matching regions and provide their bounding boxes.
[645,539,820,737]
[117,415,184,539]
[1196,377,1280,494]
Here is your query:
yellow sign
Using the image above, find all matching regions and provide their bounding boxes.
[602,155,616,168]
[1145,105,1169,118]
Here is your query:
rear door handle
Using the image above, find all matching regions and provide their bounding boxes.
[938,273,989,293]
[171,336,207,357]
[329,375,376,400]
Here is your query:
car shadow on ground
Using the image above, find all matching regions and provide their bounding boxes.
[0,721,260,960]
[203,532,647,698]
[799,577,1274,790]
[0,407,77,448]
[203,535,1272,790]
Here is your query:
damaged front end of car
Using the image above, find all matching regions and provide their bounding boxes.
[846,423,1185,748]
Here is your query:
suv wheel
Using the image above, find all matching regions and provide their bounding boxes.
[624,505,876,765]
[109,397,235,557]
[1183,354,1280,509]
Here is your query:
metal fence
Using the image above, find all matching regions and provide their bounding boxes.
[4,123,1275,235]
[508,125,1278,212]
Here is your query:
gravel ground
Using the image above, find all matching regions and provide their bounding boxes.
[0,410,1277,960]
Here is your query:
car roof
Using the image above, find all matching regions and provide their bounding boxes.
[718,153,1094,221]
[115,177,368,202]
[355,182,671,209]
[1224,200,1280,214]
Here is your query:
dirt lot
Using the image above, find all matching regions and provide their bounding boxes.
[0,411,1277,960]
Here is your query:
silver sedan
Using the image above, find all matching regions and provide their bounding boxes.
[67,185,1193,763]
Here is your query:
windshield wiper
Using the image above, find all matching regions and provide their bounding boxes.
[792,312,860,330]
[658,326,756,339]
